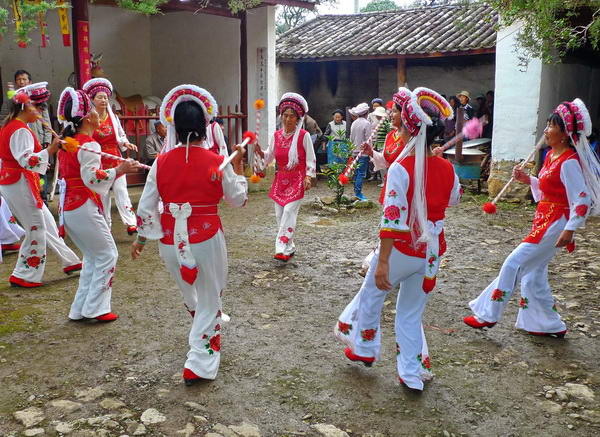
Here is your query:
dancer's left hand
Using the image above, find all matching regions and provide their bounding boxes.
[555,230,574,248]
[131,241,144,259]
[125,142,138,152]
[304,176,312,191]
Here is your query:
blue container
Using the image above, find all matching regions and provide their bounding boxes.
[453,163,481,180]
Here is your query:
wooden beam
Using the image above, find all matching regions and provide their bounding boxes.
[396,57,406,88]
[277,48,496,63]
[71,0,90,88]
[240,10,248,132]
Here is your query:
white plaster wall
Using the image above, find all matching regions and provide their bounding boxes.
[491,22,542,161]
[149,12,240,114]
[0,5,151,109]
[246,6,277,147]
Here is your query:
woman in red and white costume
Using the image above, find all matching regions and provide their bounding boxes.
[0,196,25,255]
[82,78,138,235]
[335,88,461,391]
[464,99,599,337]
[366,88,412,204]
[254,93,316,262]
[0,83,81,287]
[57,88,138,322]
[132,85,247,384]
[205,119,229,157]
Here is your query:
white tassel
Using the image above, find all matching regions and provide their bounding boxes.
[410,125,432,244]
[573,135,600,216]
[286,116,304,170]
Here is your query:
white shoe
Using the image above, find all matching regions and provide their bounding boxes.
[221,312,231,323]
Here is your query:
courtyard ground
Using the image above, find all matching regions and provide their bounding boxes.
[1,181,599,437]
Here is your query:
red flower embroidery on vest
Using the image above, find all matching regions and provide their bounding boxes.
[491,288,506,302]
[575,204,588,217]
[337,321,352,335]
[361,328,377,341]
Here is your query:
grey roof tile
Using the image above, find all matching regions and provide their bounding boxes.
[277,4,498,60]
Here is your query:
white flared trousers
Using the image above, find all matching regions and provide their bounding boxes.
[336,247,432,390]
[0,178,80,283]
[469,218,567,333]
[158,230,227,380]
[65,200,118,319]
[101,175,136,228]
[274,199,301,256]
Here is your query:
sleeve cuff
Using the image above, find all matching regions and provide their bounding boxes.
[379,229,408,239]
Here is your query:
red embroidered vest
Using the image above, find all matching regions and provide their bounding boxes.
[392,156,455,258]
[268,129,307,206]
[58,134,104,212]
[156,146,225,245]
[523,149,577,244]
[0,119,44,208]
[379,130,406,204]
[93,116,121,169]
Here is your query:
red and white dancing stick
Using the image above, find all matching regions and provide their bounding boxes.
[438,116,486,153]
[339,114,389,185]
[482,135,545,214]
[218,131,257,172]
[42,121,152,171]
[252,99,266,179]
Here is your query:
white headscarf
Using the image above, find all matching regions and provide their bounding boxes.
[278,92,308,170]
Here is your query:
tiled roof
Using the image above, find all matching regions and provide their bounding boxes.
[277,4,497,61]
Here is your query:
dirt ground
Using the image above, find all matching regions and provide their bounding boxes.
[1,180,599,437]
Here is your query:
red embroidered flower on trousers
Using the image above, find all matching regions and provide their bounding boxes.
[491,288,506,302]
[95,169,109,180]
[338,321,352,335]
[209,334,221,352]
[361,328,377,341]
[575,204,588,217]
[279,235,289,244]
[27,256,41,267]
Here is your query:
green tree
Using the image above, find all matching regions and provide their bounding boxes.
[360,0,399,13]
[486,0,600,62]
[276,0,337,35]
[0,0,261,46]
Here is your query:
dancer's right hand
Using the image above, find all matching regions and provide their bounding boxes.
[361,143,373,157]
[512,166,530,184]
[131,241,144,259]
[115,159,140,177]
[374,260,392,291]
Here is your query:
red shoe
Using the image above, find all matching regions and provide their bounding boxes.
[528,330,567,338]
[2,243,21,252]
[63,263,83,275]
[9,275,43,288]
[463,315,496,329]
[127,226,138,236]
[344,347,375,367]
[95,313,118,322]
[188,310,195,318]
[274,253,290,262]
[183,368,203,386]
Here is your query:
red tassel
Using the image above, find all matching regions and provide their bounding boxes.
[58,225,65,239]
[422,277,436,293]
[62,34,71,47]
[180,265,198,285]
[482,202,497,214]
[338,174,349,185]
[566,241,576,253]
[242,130,257,144]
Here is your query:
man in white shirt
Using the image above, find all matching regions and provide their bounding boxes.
[349,102,372,201]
